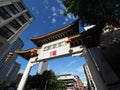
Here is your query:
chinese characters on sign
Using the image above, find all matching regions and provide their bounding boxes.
[44,41,66,51]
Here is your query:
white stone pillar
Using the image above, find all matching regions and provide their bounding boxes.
[17,58,36,90]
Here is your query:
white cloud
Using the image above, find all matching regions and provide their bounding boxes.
[83,81,88,86]
[31,7,35,11]
[52,13,57,16]
[56,0,61,4]
[48,16,51,19]
[67,60,78,67]
[67,14,72,19]
[59,9,64,15]
[43,0,49,9]
[60,4,66,10]
[63,21,67,24]
[67,13,76,20]
[51,6,56,12]
[51,18,56,23]
[31,7,39,15]
[77,66,84,73]
[65,18,69,22]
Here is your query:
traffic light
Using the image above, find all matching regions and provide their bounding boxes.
[30,49,37,56]
[5,52,13,62]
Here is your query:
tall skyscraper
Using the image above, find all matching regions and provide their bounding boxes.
[37,61,49,74]
[0,38,23,81]
[5,62,21,86]
[0,0,33,82]
[0,0,33,57]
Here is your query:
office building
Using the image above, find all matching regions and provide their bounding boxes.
[0,38,23,81]
[57,74,84,90]
[83,64,96,90]
[74,75,84,90]
[14,70,24,85]
[0,0,33,83]
[37,61,49,74]
[0,0,33,57]
[5,62,20,86]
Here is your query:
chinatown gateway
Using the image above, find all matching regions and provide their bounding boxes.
[16,19,119,90]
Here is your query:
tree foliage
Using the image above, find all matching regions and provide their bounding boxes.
[62,0,120,25]
[0,80,6,86]
[25,70,65,90]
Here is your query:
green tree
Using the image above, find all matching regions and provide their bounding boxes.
[25,70,65,90]
[0,80,6,86]
[62,0,120,26]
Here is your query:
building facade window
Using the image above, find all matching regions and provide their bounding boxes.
[18,15,27,24]
[25,12,32,18]
[7,4,19,14]
[0,26,14,39]
[0,7,11,19]
[17,2,25,10]
[9,20,21,30]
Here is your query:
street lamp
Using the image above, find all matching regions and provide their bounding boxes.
[45,80,48,90]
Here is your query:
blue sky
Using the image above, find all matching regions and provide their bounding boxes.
[16,0,87,84]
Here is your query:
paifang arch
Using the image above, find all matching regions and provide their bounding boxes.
[16,19,113,90]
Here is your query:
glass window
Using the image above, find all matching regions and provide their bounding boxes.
[18,15,27,24]
[17,2,25,10]
[0,26,14,39]
[9,20,21,30]
[26,12,32,18]
[7,4,19,14]
[0,7,11,19]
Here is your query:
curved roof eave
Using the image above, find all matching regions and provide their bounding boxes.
[15,48,38,60]
[29,19,79,41]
